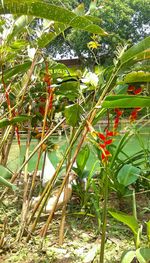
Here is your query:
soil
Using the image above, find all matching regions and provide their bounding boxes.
[0,191,149,263]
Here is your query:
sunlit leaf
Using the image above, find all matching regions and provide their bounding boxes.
[136,248,150,263]
[74,3,85,16]
[76,145,90,174]
[10,40,27,49]
[117,164,141,186]
[64,103,83,127]
[134,49,150,61]
[56,79,80,100]
[0,1,107,36]
[120,36,150,65]
[146,220,150,243]
[121,250,135,263]
[1,61,32,82]
[0,115,32,128]
[7,15,33,42]
[38,22,67,48]
[102,95,150,108]
[0,175,17,190]
[123,71,150,83]
[109,210,139,235]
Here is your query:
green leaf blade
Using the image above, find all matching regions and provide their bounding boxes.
[120,36,150,65]
[121,250,135,263]
[64,103,82,127]
[117,164,141,187]
[136,248,150,263]
[102,95,150,108]
[76,145,90,174]
[109,210,139,235]
[0,1,107,35]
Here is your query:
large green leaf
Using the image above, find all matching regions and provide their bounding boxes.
[38,22,67,48]
[0,118,10,128]
[134,49,150,61]
[0,175,17,190]
[121,250,135,263]
[120,36,150,65]
[56,79,80,100]
[0,1,107,36]
[64,103,83,127]
[1,61,32,82]
[76,145,90,174]
[136,248,150,263]
[109,210,139,235]
[7,15,33,42]
[0,115,32,128]
[123,71,150,83]
[117,164,141,186]
[102,95,150,108]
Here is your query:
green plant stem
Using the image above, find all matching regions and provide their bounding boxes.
[100,167,109,263]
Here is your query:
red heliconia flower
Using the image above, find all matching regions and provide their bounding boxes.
[97,132,106,141]
[129,109,138,122]
[129,107,142,122]
[43,74,51,87]
[99,143,105,149]
[96,109,123,163]
[115,108,123,117]
[101,149,111,162]
[98,131,113,163]
[40,97,46,102]
[105,139,113,145]
[48,92,53,110]
[128,85,135,91]
[106,130,114,137]
[133,87,142,95]
[135,107,141,111]
[113,108,123,131]
[114,116,119,130]
[39,106,45,116]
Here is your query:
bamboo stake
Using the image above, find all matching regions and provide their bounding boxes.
[59,127,75,245]
[16,106,31,241]
[22,61,53,201]
[58,177,69,245]
[26,124,83,241]
[2,126,15,166]
[40,128,87,237]
[40,64,121,238]
[0,118,65,201]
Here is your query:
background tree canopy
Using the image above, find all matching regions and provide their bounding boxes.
[47,0,150,65]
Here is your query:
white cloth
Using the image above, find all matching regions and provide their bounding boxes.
[42,152,55,187]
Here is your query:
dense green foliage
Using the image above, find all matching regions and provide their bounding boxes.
[48,0,150,64]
